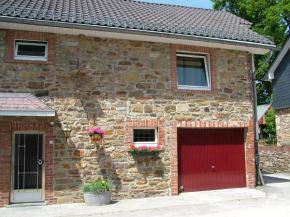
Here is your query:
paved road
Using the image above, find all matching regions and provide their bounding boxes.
[83,173,290,217]
[1,173,290,217]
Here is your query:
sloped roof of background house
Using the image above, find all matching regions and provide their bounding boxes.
[0,0,274,45]
[257,104,271,122]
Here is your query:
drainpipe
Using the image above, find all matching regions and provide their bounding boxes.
[252,51,274,186]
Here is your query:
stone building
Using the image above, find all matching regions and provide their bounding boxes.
[263,36,290,146]
[0,0,277,207]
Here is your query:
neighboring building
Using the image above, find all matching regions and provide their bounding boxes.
[257,104,271,136]
[0,0,277,207]
[263,36,290,146]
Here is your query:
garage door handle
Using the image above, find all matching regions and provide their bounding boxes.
[211,166,215,172]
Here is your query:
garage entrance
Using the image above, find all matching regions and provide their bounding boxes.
[178,128,246,192]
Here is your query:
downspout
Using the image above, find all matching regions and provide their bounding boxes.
[252,51,274,186]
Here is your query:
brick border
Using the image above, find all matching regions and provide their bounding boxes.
[0,122,12,207]
[170,44,218,94]
[125,119,166,151]
[5,30,55,65]
[0,122,56,207]
[170,120,255,196]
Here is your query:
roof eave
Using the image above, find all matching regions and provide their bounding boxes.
[262,36,290,81]
[0,16,279,54]
[0,110,56,117]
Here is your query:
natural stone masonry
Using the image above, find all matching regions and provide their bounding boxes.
[260,146,290,173]
[0,29,255,206]
[276,108,290,146]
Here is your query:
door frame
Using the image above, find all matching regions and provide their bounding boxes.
[10,131,46,203]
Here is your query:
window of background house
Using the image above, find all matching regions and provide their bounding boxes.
[133,128,158,146]
[177,52,211,90]
[14,40,48,61]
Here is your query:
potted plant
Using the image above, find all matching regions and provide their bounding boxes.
[87,127,105,142]
[80,180,113,206]
[130,145,161,157]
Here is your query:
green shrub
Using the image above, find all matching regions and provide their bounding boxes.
[80,180,113,193]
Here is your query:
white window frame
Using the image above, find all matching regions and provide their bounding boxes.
[176,52,211,90]
[133,128,158,147]
[14,40,48,61]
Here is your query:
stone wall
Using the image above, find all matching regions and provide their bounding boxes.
[276,108,290,146]
[0,29,255,205]
[260,146,290,173]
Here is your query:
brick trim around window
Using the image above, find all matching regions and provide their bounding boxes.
[170,120,255,196]
[0,122,56,207]
[5,30,55,65]
[125,119,166,151]
[171,44,218,94]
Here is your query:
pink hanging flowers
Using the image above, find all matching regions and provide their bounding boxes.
[87,127,106,137]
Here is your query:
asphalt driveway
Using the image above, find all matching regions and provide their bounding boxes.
[1,173,290,217]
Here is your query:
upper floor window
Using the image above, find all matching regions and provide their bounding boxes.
[14,40,48,61]
[177,52,211,90]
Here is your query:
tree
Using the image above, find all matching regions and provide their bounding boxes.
[263,109,276,137]
[211,0,290,104]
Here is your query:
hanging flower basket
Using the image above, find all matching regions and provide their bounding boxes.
[87,127,105,143]
[90,133,103,142]
[130,145,160,158]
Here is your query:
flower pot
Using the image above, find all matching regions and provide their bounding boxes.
[131,151,159,157]
[83,191,112,206]
[90,133,102,143]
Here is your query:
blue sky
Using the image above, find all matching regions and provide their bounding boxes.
[137,0,214,9]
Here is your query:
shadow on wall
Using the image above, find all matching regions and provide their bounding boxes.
[51,71,111,203]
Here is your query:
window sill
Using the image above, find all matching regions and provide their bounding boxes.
[14,56,48,62]
[133,143,158,147]
[178,86,211,91]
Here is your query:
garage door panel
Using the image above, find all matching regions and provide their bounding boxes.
[178,128,246,192]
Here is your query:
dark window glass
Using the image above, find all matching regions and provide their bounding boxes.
[133,129,156,142]
[16,42,46,57]
[177,56,208,87]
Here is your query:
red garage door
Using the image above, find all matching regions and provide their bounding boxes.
[178,128,246,192]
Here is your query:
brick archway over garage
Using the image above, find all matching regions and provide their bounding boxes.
[170,121,255,195]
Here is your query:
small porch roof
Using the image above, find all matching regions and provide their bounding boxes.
[0,93,55,117]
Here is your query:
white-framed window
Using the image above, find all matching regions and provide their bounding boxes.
[14,40,48,61]
[133,128,158,147]
[177,52,211,90]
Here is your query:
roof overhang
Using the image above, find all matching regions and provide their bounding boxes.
[0,92,56,117]
[0,16,279,55]
[0,110,55,117]
[263,37,290,81]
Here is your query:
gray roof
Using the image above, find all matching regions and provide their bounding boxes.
[257,104,271,121]
[0,92,55,116]
[263,36,290,81]
[0,0,274,45]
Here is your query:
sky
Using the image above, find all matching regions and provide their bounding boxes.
[137,0,214,9]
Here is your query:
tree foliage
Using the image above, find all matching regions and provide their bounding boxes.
[211,0,290,104]
[263,109,276,136]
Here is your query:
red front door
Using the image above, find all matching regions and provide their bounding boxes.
[178,128,246,192]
